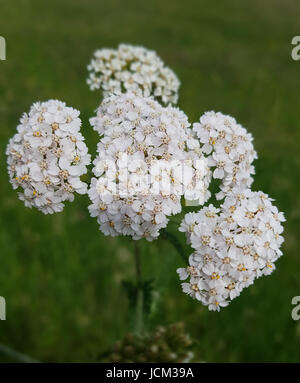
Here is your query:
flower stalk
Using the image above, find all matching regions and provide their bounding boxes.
[134,241,144,336]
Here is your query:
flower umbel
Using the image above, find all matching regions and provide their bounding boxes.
[102,322,195,363]
[178,189,285,311]
[88,92,211,241]
[6,100,91,214]
[87,44,180,105]
[193,111,257,200]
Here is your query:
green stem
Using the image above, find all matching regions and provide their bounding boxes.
[0,343,40,363]
[134,241,143,336]
[134,241,142,286]
[161,228,189,264]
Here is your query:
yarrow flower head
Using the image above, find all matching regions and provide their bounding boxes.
[193,111,257,200]
[6,100,91,214]
[88,92,211,241]
[87,44,180,105]
[177,189,285,311]
[102,322,195,363]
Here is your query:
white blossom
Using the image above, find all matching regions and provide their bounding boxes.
[87,44,180,105]
[178,189,285,311]
[88,92,211,241]
[6,100,91,214]
[192,111,257,200]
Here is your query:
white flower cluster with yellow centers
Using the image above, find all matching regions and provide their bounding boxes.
[88,93,211,241]
[87,44,180,105]
[177,189,285,311]
[193,111,257,200]
[6,100,91,214]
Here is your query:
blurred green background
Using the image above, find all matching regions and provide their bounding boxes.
[0,0,300,362]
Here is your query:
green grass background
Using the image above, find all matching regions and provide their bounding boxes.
[0,0,300,362]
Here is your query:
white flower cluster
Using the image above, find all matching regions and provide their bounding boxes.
[193,111,257,200]
[88,93,211,241]
[6,100,91,214]
[177,189,285,311]
[87,44,180,105]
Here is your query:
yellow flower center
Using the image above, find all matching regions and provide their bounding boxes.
[201,235,210,245]
[209,137,216,145]
[99,203,107,211]
[211,272,220,280]
[245,211,255,219]
[227,282,235,290]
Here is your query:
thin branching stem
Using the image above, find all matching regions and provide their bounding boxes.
[161,228,189,264]
[133,240,143,336]
[134,240,142,287]
[0,343,40,363]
